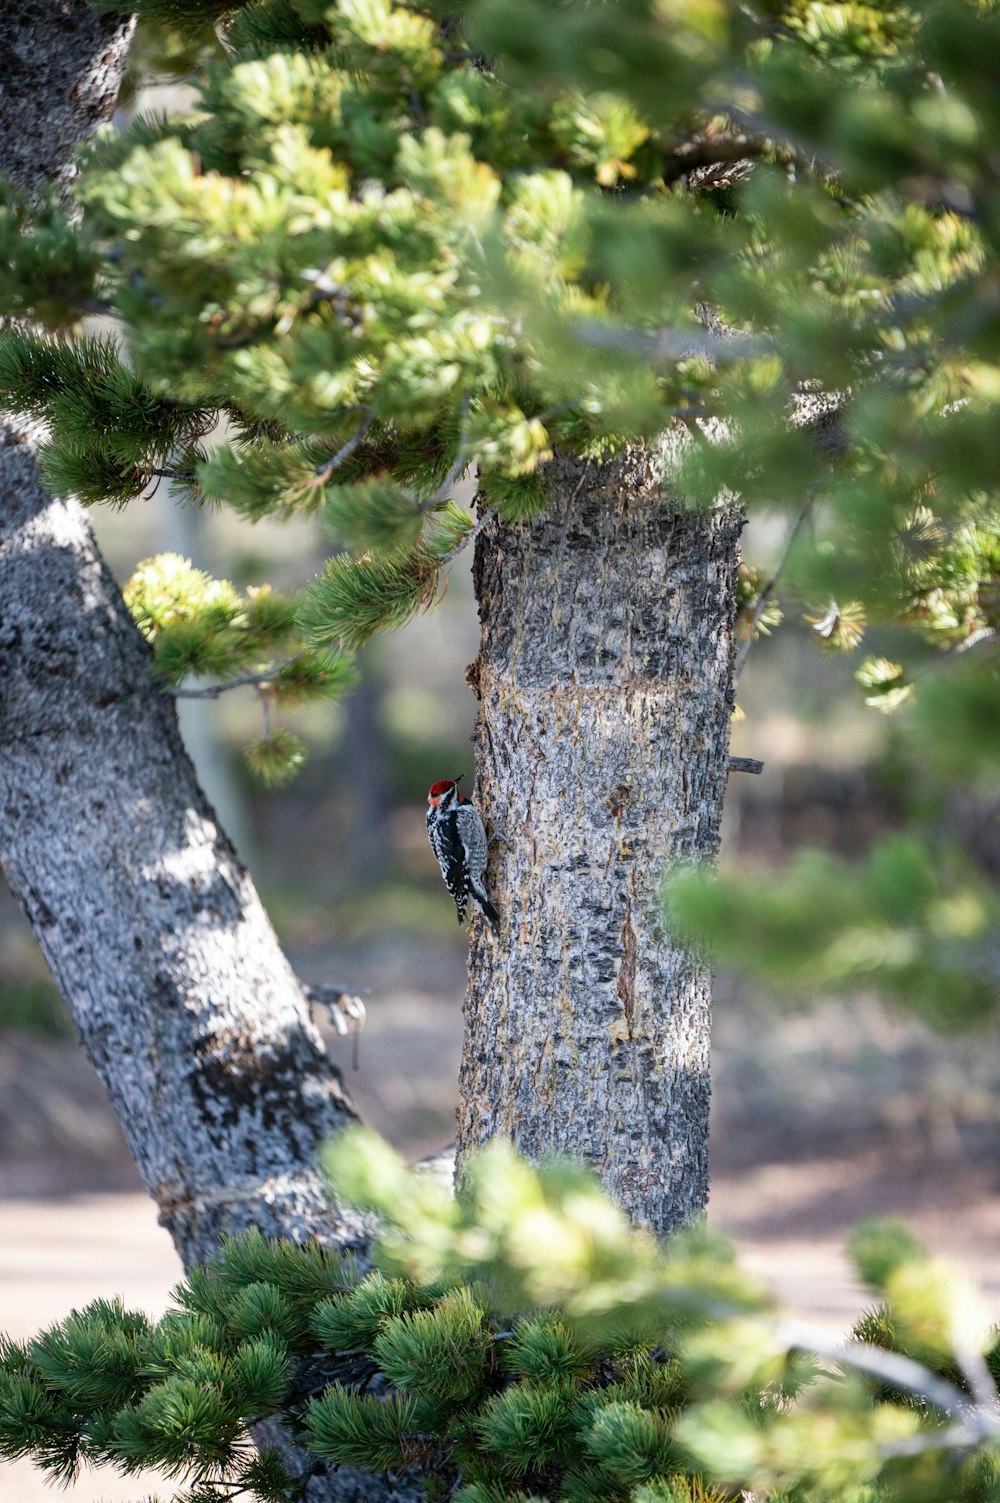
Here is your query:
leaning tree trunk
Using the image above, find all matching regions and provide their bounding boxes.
[0,14,426,1499]
[0,0,372,1278]
[458,447,741,1233]
[0,460,371,1267]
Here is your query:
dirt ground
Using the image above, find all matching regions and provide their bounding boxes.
[2,962,998,1503]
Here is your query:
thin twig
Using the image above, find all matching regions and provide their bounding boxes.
[312,409,375,483]
[735,496,814,679]
[439,509,491,567]
[568,459,594,508]
[170,655,302,700]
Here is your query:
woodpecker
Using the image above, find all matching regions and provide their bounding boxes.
[426,776,500,934]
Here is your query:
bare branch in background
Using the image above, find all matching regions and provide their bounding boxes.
[735,496,814,679]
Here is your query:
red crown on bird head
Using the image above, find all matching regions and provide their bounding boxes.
[427,775,465,807]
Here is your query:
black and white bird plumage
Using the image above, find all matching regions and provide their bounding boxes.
[426,777,500,933]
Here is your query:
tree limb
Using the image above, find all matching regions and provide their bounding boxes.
[170,656,304,700]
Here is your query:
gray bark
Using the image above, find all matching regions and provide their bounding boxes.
[459,447,741,1233]
[0,3,134,200]
[0,431,371,1268]
[0,15,434,1497]
[0,0,370,1279]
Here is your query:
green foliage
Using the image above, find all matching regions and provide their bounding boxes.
[245,728,308,786]
[855,655,914,711]
[914,660,1000,779]
[5,1142,1000,1502]
[91,0,240,24]
[735,563,784,643]
[119,553,355,780]
[847,1221,994,1367]
[0,981,73,1039]
[306,1384,424,1471]
[298,544,445,650]
[0,0,995,721]
[311,1269,434,1348]
[125,554,259,679]
[0,329,210,506]
[0,186,103,330]
[666,835,999,1029]
[372,1286,490,1402]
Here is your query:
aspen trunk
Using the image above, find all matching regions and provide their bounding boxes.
[458,447,741,1233]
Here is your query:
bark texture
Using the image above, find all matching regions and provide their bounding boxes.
[0,428,371,1267]
[0,14,435,1498]
[0,3,135,199]
[458,446,741,1233]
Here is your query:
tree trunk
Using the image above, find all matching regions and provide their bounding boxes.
[0,0,371,1278]
[0,428,374,1270]
[1,3,134,201]
[0,14,428,1496]
[458,446,741,1233]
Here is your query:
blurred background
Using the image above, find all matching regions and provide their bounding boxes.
[2,43,999,1503]
[2,488,998,1501]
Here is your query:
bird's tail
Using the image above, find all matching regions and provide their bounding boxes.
[471,884,500,935]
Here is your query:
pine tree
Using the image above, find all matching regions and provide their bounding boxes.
[0,0,998,1432]
[3,4,999,1498]
[4,1141,1000,1503]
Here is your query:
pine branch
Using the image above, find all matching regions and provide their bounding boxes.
[169,656,303,700]
[953,1341,1000,1414]
[778,1319,1000,1446]
[312,410,376,484]
[438,509,490,566]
